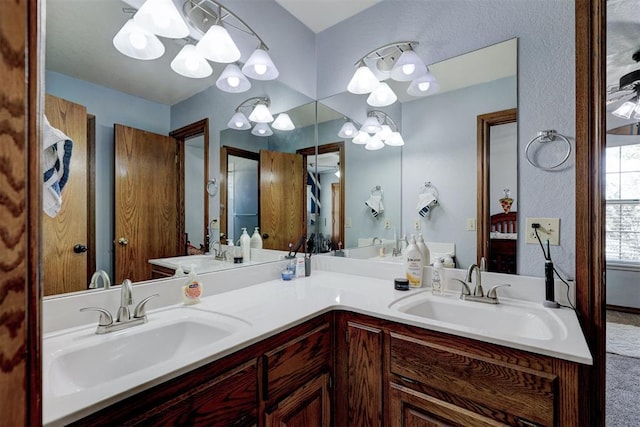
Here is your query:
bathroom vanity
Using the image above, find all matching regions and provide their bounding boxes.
[43,261,591,426]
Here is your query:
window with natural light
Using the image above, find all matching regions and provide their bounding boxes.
[606,143,640,264]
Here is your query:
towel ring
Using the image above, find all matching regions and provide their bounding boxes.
[207,178,218,196]
[525,130,571,171]
[420,181,439,198]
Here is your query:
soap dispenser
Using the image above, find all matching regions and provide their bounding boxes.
[416,233,430,265]
[250,227,263,249]
[240,228,251,262]
[404,235,424,288]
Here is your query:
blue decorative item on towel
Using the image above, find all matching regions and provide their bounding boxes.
[43,115,73,218]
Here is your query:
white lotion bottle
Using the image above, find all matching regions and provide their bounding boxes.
[250,227,263,249]
[416,233,430,265]
[404,235,424,288]
[240,227,251,262]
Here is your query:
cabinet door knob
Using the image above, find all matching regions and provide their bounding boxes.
[73,244,88,253]
[117,237,129,246]
[262,233,269,240]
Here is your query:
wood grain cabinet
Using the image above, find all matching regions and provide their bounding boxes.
[265,373,330,427]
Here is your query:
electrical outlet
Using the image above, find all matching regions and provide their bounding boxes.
[384,219,391,229]
[345,217,352,228]
[466,218,476,231]
[526,217,560,245]
[414,219,421,230]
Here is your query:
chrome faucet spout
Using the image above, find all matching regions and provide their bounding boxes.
[117,279,134,322]
[466,264,484,297]
[89,270,111,289]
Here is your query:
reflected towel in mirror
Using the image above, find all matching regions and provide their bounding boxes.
[43,114,73,218]
[365,193,384,218]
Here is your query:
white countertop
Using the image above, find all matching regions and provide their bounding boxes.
[43,266,592,426]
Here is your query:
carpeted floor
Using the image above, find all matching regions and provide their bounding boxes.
[607,311,640,426]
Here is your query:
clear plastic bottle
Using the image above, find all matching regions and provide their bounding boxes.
[240,228,251,262]
[404,235,424,288]
[250,227,263,249]
[432,258,444,295]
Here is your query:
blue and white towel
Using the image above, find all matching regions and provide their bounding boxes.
[43,115,73,218]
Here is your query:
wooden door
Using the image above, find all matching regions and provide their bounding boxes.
[259,150,304,251]
[346,322,383,426]
[43,94,89,295]
[114,124,181,283]
[266,373,330,427]
[331,182,341,248]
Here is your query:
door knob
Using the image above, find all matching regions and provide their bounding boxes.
[262,233,269,240]
[117,237,129,246]
[73,244,88,253]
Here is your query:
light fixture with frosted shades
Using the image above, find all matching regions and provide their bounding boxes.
[113,0,280,86]
[227,112,251,130]
[113,19,165,60]
[251,123,273,137]
[385,132,405,146]
[361,116,382,134]
[227,97,295,137]
[343,110,404,150]
[365,134,385,151]
[352,131,371,145]
[346,40,438,101]
[133,0,189,39]
[338,121,358,138]
[171,44,212,78]
[272,113,295,131]
[612,100,639,120]
[216,63,251,92]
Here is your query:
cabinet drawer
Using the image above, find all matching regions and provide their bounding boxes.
[129,359,257,426]
[264,322,331,403]
[389,332,556,427]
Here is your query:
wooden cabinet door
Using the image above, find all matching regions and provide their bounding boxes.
[265,373,330,427]
[389,382,507,427]
[346,321,383,426]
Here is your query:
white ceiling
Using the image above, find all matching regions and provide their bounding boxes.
[273,0,381,33]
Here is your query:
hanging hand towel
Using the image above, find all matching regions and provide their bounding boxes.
[365,192,384,218]
[43,115,73,218]
[417,192,438,217]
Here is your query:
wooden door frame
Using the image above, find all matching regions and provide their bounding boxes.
[575,0,606,424]
[476,108,517,267]
[298,142,345,250]
[170,118,209,253]
[220,146,260,244]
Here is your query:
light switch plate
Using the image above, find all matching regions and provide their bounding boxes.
[384,219,391,229]
[466,218,476,231]
[345,217,352,228]
[526,217,560,245]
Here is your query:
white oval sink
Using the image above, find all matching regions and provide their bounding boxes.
[390,292,567,341]
[43,307,250,398]
[149,254,228,273]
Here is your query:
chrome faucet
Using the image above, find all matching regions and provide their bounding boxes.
[88,269,111,289]
[452,259,511,304]
[210,241,227,260]
[80,279,159,334]
[372,236,382,245]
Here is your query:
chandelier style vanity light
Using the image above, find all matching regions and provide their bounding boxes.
[227,97,295,137]
[113,0,279,92]
[347,41,440,106]
[338,110,404,150]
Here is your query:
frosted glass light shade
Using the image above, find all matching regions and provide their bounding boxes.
[377,125,393,141]
[352,131,370,145]
[196,24,241,63]
[390,50,427,81]
[251,123,273,137]
[113,19,165,60]
[171,44,212,78]
[248,103,274,123]
[347,64,380,94]
[385,131,405,146]
[242,48,279,80]
[216,63,251,92]
[407,72,440,97]
[134,0,189,38]
[612,101,637,119]
[338,121,358,138]
[365,134,385,150]
[361,116,382,134]
[227,112,251,130]
[367,82,397,107]
[272,113,295,131]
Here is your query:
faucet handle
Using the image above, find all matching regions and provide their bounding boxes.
[487,284,511,300]
[452,279,471,297]
[133,294,159,319]
[80,307,113,326]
